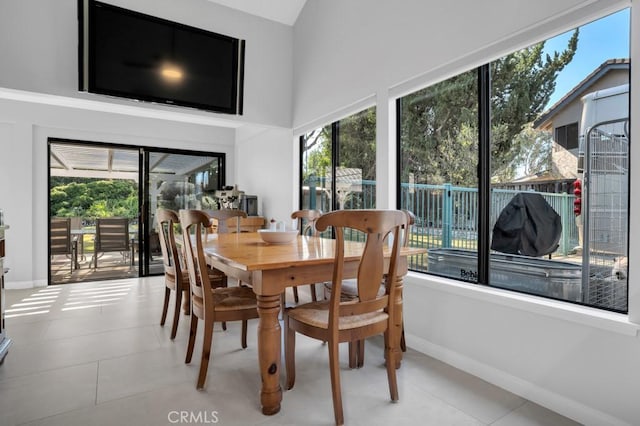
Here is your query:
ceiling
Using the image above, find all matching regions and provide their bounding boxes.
[204,0,307,26]
[0,1,308,129]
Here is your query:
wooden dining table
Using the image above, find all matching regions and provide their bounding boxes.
[201,231,425,416]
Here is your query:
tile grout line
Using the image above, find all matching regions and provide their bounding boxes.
[95,359,100,406]
[487,399,528,425]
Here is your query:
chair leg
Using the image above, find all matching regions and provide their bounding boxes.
[284,316,296,390]
[400,324,407,352]
[348,340,365,368]
[384,330,399,402]
[197,315,215,389]
[170,287,182,340]
[222,322,227,331]
[328,339,344,425]
[348,342,357,369]
[357,339,365,368]
[185,313,198,364]
[241,320,248,349]
[292,286,299,303]
[309,284,317,302]
[160,287,171,326]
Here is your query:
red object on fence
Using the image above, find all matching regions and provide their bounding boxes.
[573,179,582,215]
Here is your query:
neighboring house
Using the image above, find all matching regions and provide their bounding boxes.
[498,58,629,193]
[534,58,629,155]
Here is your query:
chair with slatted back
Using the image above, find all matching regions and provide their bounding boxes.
[324,210,415,367]
[284,209,407,425]
[51,217,77,273]
[179,209,259,389]
[290,209,323,303]
[157,208,228,340]
[92,217,130,269]
[205,209,248,234]
[205,209,249,328]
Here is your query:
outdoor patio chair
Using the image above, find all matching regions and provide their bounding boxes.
[51,217,78,273]
[92,217,130,269]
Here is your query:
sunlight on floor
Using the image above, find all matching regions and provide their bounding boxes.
[5,281,135,318]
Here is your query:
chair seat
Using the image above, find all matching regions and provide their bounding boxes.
[192,286,257,312]
[324,279,385,300]
[286,300,388,330]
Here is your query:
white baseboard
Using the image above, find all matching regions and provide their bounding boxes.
[405,333,627,426]
[5,279,47,290]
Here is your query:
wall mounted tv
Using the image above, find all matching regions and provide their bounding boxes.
[78,0,245,115]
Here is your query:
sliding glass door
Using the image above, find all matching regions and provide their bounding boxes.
[142,149,225,275]
[48,141,141,284]
[48,140,225,283]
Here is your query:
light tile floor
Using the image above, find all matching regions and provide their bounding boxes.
[0,277,581,425]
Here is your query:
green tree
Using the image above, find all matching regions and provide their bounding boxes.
[338,107,376,181]
[399,30,578,186]
[302,126,332,183]
[50,179,138,219]
[301,108,377,184]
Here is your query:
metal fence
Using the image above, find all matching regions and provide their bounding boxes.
[303,179,579,271]
[399,182,578,271]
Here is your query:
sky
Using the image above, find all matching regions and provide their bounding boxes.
[542,8,630,109]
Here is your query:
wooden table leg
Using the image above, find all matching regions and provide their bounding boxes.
[257,294,282,415]
[386,257,407,369]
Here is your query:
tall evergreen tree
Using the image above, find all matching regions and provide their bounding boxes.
[399,30,579,186]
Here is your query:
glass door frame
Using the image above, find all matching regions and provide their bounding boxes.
[139,147,226,276]
[48,139,225,282]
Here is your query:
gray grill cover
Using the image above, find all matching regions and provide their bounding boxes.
[491,192,562,257]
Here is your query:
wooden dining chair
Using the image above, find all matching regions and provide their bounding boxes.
[205,209,247,234]
[205,209,249,329]
[290,209,323,303]
[156,209,227,340]
[284,209,407,425]
[179,209,259,389]
[323,210,415,367]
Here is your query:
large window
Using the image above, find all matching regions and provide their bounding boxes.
[397,70,479,274]
[398,9,630,312]
[300,107,376,213]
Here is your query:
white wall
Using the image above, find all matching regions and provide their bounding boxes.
[293,0,639,424]
[0,0,296,287]
[0,0,293,128]
[235,126,296,223]
[0,98,236,287]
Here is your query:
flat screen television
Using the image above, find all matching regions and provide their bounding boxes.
[78,0,245,115]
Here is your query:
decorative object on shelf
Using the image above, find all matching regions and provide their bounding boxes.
[214,185,244,210]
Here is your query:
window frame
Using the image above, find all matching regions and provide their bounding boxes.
[395,32,630,313]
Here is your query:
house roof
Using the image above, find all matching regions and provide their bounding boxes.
[509,171,576,184]
[533,58,629,129]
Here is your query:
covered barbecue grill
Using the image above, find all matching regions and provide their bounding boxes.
[491,192,562,257]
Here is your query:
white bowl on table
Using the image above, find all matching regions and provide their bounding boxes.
[258,229,298,244]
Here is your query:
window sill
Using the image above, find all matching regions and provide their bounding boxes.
[405,272,640,337]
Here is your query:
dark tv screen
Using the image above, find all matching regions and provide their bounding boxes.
[79,0,244,114]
